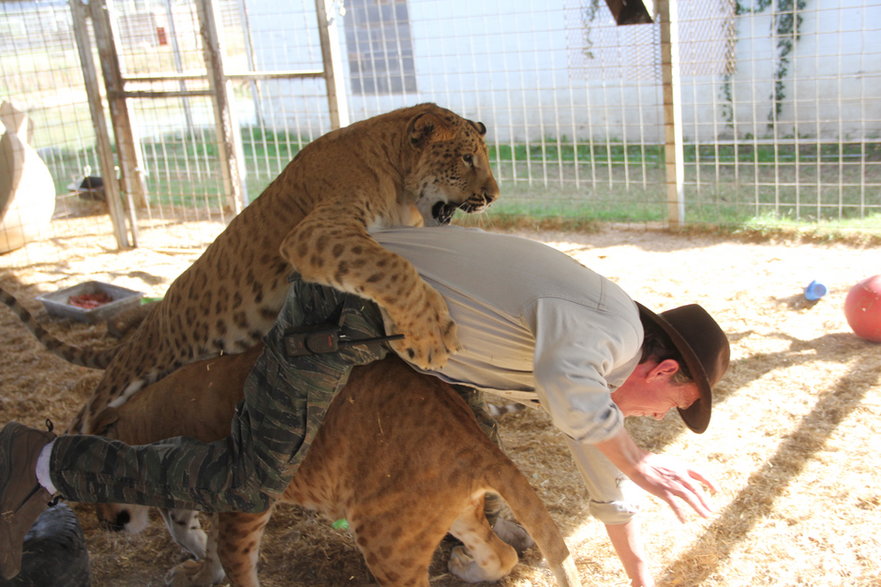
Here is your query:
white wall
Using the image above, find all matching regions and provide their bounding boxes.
[246,0,881,143]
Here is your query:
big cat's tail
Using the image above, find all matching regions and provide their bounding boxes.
[486,459,583,586]
[1,286,119,369]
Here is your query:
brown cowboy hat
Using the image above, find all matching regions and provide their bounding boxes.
[635,303,730,434]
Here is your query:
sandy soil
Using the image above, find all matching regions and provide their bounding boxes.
[1,214,879,586]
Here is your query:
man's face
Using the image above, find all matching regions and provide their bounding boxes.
[611,359,700,420]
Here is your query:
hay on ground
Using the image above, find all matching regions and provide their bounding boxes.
[1,214,879,586]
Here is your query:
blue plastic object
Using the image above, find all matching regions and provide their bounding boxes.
[804,280,827,301]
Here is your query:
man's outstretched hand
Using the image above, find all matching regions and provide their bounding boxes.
[596,429,717,522]
[627,452,717,522]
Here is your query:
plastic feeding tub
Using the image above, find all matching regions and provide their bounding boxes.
[36,281,143,323]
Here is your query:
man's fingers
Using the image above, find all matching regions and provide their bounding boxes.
[635,454,719,521]
[682,476,715,515]
[682,489,713,519]
[665,494,688,523]
[688,468,719,494]
[665,473,715,520]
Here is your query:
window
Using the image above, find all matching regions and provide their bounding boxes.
[345,0,417,95]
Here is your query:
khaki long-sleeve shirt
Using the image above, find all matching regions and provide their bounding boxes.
[373,225,644,523]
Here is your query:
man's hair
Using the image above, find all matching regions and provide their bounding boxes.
[639,318,693,385]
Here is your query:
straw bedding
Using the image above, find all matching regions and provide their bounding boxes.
[2,215,878,586]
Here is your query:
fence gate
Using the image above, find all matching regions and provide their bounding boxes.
[70,0,347,248]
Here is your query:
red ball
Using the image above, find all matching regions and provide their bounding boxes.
[845,275,881,342]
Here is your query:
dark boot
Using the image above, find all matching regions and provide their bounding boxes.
[0,421,56,580]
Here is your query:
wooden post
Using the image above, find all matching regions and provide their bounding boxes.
[89,0,146,242]
[658,0,685,227]
[196,0,248,212]
[604,0,655,25]
[68,0,132,248]
[315,0,350,130]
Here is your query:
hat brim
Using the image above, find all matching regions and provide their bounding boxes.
[635,303,712,434]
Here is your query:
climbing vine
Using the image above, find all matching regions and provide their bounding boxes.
[580,0,602,61]
[579,0,807,132]
[768,0,807,125]
[720,0,808,131]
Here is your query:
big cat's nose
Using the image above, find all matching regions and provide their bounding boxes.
[483,177,500,204]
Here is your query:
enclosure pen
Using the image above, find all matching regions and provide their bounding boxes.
[1,0,881,584]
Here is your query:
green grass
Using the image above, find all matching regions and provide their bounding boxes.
[737,211,881,237]
[490,142,664,166]
[489,140,881,166]
[39,125,881,239]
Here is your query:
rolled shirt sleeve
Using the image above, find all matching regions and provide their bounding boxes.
[528,295,642,445]
[566,436,641,524]
[527,292,644,525]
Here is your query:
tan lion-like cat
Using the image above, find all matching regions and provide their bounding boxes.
[0,104,498,434]
[91,351,581,587]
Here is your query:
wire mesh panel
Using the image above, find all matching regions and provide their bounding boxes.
[225,0,336,188]
[2,0,880,258]
[682,0,881,228]
[0,2,100,188]
[104,0,231,224]
[104,0,336,219]
[233,0,881,231]
[0,0,107,266]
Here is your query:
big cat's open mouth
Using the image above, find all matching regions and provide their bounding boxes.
[425,192,494,226]
[430,197,492,225]
[431,201,458,225]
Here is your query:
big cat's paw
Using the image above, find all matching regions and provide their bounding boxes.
[388,286,459,370]
[164,559,225,586]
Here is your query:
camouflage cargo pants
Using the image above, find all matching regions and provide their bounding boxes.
[49,277,390,513]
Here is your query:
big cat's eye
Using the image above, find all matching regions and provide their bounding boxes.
[462,154,474,165]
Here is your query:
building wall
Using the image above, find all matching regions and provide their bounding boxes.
[245,0,881,143]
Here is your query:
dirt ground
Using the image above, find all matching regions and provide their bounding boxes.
[1,213,879,586]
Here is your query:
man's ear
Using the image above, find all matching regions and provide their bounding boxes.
[651,358,681,380]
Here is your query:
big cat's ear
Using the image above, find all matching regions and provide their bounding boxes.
[408,112,436,147]
[407,112,456,147]
[471,120,487,136]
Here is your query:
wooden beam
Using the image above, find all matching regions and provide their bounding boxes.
[196,0,248,212]
[85,0,146,244]
[314,0,350,129]
[69,0,131,248]
[603,0,655,25]
[658,0,685,227]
